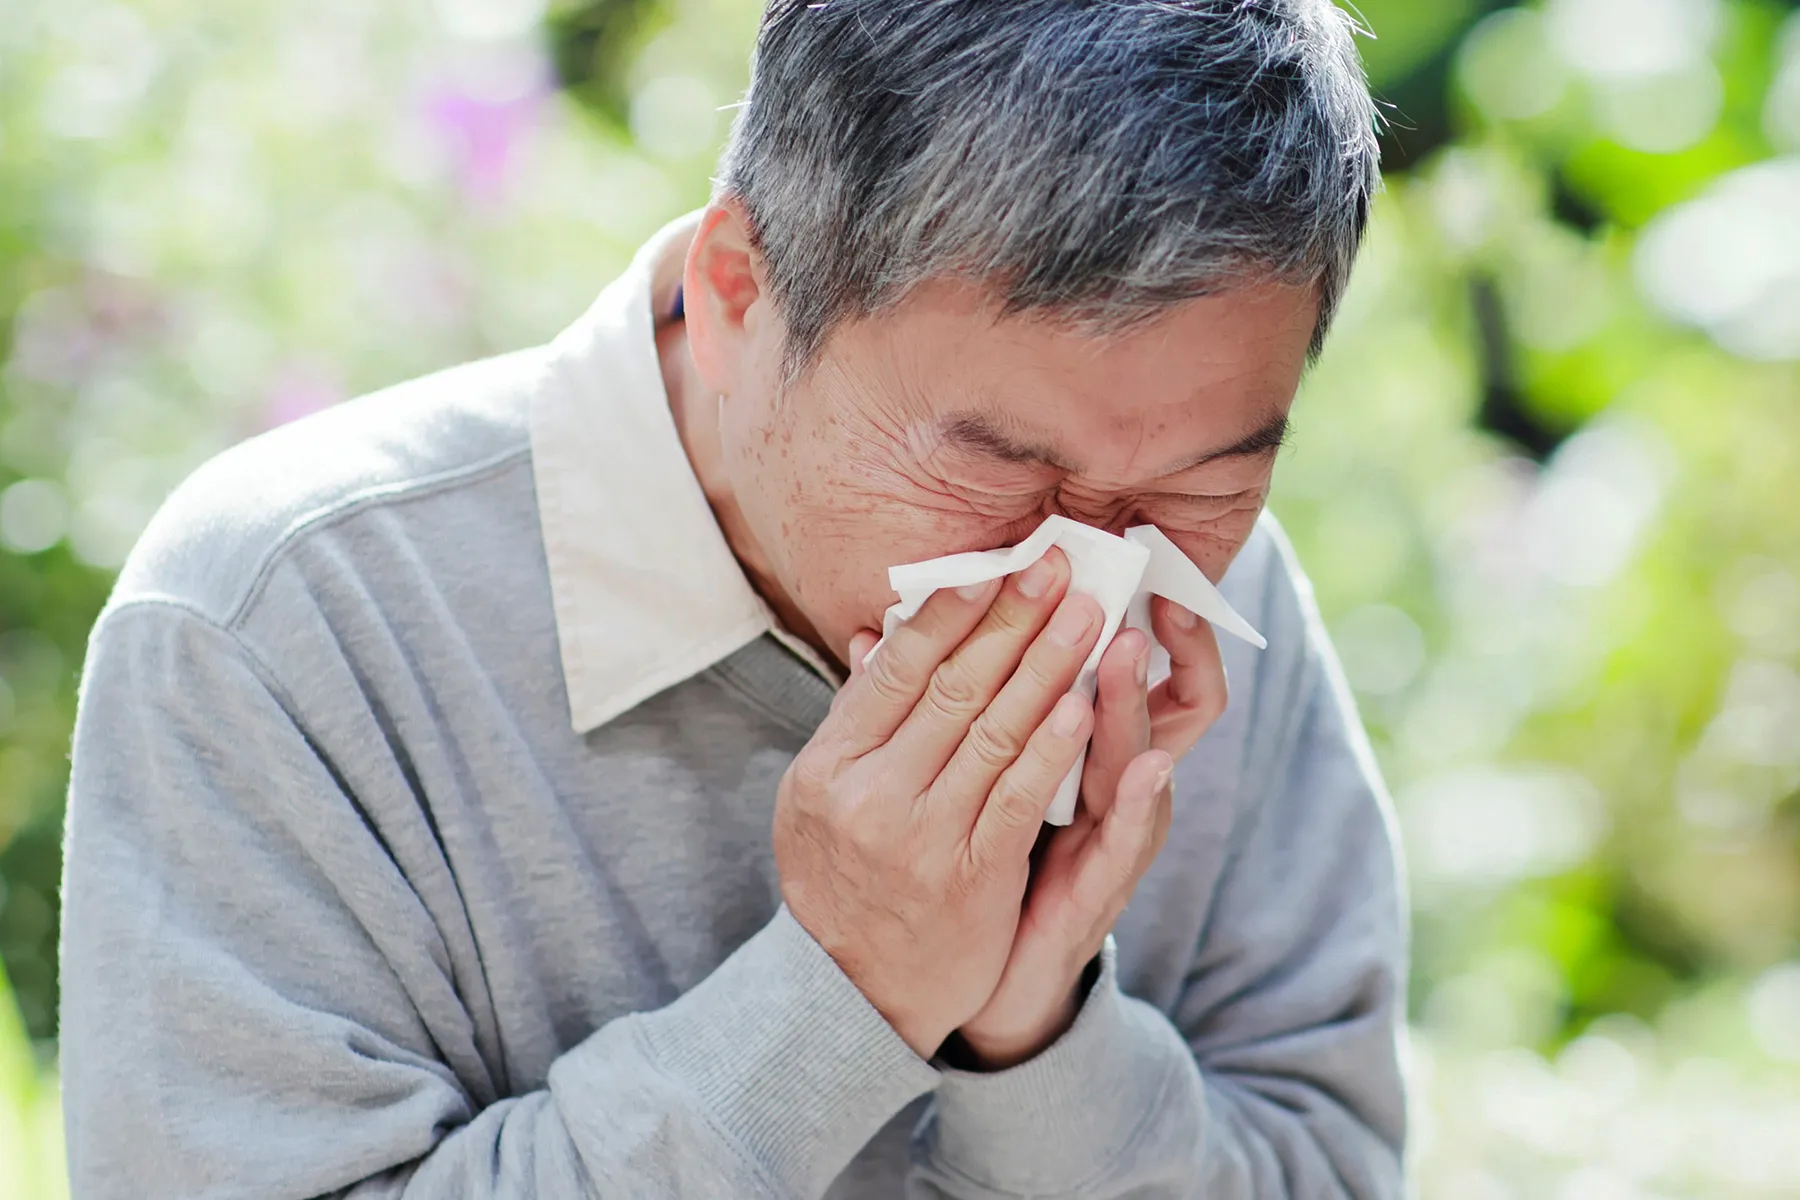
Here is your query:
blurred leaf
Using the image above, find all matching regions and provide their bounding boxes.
[1348,0,1487,88]
[548,0,675,128]
[3,0,1800,1194]
[0,957,65,1200]
[1561,126,1766,227]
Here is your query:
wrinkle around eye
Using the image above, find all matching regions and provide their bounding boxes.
[1131,488,1267,536]
[904,469,1053,520]
[1150,486,1268,508]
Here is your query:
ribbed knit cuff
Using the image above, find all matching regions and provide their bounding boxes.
[923,935,1191,1192]
[633,906,939,1197]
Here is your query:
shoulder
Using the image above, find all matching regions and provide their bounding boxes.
[107,347,547,628]
[1211,509,1347,770]
[1219,509,1326,670]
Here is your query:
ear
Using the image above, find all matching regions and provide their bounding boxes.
[682,199,774,398]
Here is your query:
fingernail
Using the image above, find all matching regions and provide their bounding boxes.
[1134,643,1149,686]
[1170,604,1197,630]
[1048,599,1094,647]
[1153,764,1174,794]
[1051,695,1084,738]
[957,580,993,602]
[1017,558,1058,599]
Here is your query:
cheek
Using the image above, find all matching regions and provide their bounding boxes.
[1149,496,1267,581]
[791,416,1019,537]
[736,450,938,621]
[791,489,1011,602]
[793,474,1038,631]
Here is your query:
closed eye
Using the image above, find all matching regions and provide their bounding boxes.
[1154,488,1264,506]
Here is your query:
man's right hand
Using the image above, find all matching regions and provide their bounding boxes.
[772,548,1105,1059]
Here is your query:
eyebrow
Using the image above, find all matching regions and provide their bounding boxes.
[939,414,1078,470]
[938,410,1290,477]
[1156,412,1292,474]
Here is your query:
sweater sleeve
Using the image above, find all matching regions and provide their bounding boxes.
[906,525,1409,1199]
[59,601,937,1200]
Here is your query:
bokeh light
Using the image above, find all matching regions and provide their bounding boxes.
[2,1,1798,1196]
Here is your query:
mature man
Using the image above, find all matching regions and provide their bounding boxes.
[60,1,1403,1196]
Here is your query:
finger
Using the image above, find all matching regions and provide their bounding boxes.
[969,692,1093,874]
[929,589,1105,814]
[1079,628,1152,824]
[1070,749,1174,919]
[828,578,1000,755]
[845,630,879,680]
[879,549,1073,791]
[1147,596,1227,755]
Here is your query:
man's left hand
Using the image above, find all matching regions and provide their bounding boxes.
[953,596,1229,1069]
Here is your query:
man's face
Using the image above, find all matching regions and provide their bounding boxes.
[686,210,1320,665]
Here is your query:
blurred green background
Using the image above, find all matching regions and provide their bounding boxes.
[2,0,1798,1195]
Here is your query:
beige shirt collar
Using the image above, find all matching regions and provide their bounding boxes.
[529,211,840,734]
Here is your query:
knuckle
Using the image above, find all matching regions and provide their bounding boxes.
[1019,647,1073,695]
[1021,723,1071,775]
[836,774,885,818]
[947,850,988,897]
[995,788,1040,833]
[916,855,958,899]
[1184,678,1228,727]
[1204,675,1232,723]
[862,650,916,706]
[962,718,1023,773]
[987,595,1044,640]
[787,747,836,798]
[986,771,1043,832]
[924,660,984,719]
[843,816,890,860]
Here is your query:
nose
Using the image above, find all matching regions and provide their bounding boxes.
[1042,490,1134,537]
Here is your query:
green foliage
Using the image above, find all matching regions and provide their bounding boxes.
[0,960,65,1200]
[547,0,674,128]
[3,1,1799,1196]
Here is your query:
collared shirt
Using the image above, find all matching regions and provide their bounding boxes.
[59,212,1408,1199]
[530,212,839,739]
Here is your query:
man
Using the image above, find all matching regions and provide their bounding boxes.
[60,0,1404,1196]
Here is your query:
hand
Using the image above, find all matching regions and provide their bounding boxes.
[956,596,1229,1068]
[773,549,1106,1058]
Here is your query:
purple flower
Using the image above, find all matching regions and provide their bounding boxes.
[425,57,550,207]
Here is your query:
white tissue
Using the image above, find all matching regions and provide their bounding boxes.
[867,515,1266,825]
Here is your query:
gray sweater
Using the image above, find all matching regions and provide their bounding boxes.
[59,229,1406,1200]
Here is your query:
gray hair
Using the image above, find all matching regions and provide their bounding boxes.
[717,0,1381,374]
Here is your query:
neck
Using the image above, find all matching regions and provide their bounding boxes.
[657,320,832,663]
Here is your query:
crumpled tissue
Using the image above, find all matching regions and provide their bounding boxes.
[867,514,1266,825]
